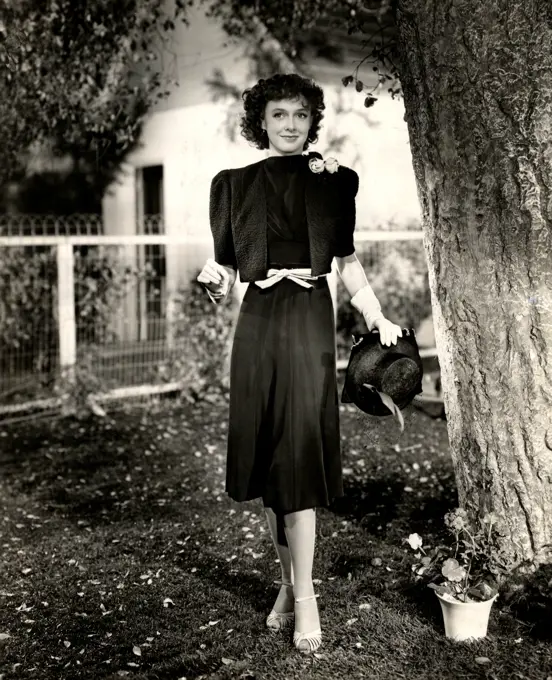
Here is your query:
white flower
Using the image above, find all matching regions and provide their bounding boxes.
[308,156,340,174]
[325,157,339,173]
[308,157,325,173]
[406,533,423,550]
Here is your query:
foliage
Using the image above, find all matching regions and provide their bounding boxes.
[336,235,432,359]
[0,0,193,209]
[0,247,56,354]
[0,246,149,413]
[204,0,400,107]
[157,275,237,402]
[73,246,152,346]
[204,0,389,53]
[406,508,532,603]
[0,246,148,351]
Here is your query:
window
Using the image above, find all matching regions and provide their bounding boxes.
[136,165,166,341]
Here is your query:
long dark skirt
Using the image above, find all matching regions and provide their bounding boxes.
[225,277,344,515]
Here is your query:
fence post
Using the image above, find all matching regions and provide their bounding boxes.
[56,242,76,377]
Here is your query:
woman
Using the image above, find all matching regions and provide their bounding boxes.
[197,73,401,653]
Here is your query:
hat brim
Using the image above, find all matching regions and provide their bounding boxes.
[340,330,424,415]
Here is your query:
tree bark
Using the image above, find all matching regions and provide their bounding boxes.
[393,0,552,564]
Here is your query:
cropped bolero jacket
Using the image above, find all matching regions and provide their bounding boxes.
[208,151,359,282]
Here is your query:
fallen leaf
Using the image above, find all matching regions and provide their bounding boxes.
[132,645,142,656]
[0,633,11,640]
[359,603,371,611]
[221,658,233,665]
[475,657,491,665]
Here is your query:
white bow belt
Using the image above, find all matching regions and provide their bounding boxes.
[254,268,325,289]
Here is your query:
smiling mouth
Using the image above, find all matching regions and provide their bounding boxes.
[281,135,298,139]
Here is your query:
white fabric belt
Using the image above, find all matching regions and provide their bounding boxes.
[254,268,325,289]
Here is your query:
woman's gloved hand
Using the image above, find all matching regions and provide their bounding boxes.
[350,283,402,347]
[197,258,230,300]
[372,316,403,347]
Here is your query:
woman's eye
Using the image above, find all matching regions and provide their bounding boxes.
[272,112,307,119]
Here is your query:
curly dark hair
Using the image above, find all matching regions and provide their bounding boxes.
[240,73,325,151]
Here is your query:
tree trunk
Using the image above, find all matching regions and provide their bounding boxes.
[393,0,552,564]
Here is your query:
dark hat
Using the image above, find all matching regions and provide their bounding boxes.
[341,328,424,419]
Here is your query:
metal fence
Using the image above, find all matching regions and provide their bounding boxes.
[0,224,431,418]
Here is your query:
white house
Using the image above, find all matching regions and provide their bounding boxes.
[102,1,421,341]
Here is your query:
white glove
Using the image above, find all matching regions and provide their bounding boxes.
[371,316,403,347]
[197,258,230,304]
[350,284,402,346]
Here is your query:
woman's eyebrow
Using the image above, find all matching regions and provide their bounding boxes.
[271,106,309,112]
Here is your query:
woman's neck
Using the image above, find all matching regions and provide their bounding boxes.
[267,151,304,157]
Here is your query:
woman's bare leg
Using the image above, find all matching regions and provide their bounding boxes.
[265,507,294,615]
[283,508,320,643]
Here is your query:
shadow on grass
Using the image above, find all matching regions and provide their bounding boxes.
[330,475,457,538]
[503,565,552,642]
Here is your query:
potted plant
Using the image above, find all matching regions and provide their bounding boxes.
[406,508,513,641]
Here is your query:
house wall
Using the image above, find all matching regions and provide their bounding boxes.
[102,1,421,339]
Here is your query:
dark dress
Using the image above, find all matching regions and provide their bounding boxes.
[226,154,344,515]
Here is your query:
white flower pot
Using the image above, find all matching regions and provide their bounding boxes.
[435,592,498,641]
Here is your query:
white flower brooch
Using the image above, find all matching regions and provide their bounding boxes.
[308,156,340,174]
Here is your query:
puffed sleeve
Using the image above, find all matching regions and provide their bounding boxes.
[334,168,359,258]
[209,170,237,270]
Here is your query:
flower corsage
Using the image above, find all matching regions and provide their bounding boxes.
[308,156,340,174]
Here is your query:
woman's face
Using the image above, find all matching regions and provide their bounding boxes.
[261,97,313,156]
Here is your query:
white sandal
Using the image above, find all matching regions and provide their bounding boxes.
[266,580,295,631]
[293,594,322,653]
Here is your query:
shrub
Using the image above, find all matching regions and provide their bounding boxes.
[0,245,149,408]
[0,247,56,358]
[73,246,152,346]
[158,275,237,402]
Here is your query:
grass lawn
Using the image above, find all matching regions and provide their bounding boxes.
[0,393,551,680]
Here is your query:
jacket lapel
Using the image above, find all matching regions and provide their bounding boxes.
[233,161,267,278]
[305,166,337,276]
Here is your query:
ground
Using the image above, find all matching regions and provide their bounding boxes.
[0,393,550,680]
